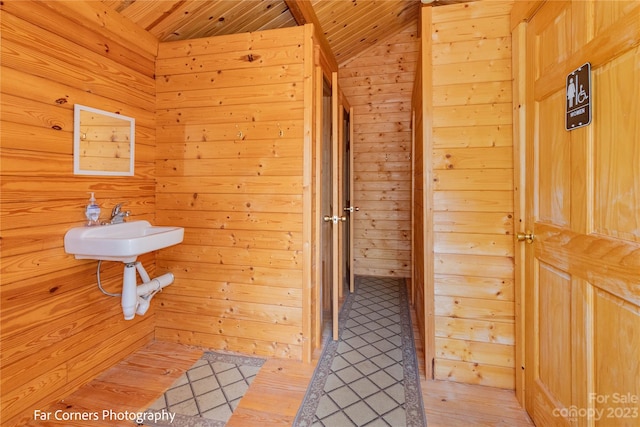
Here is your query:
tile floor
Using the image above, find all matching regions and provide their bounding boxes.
[297,275,425,427]
[148,352,264,425]
[317,280,406,426]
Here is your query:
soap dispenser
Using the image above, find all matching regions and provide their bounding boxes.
[85,192,101,226]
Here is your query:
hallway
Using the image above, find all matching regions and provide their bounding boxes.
[294,276,425,426]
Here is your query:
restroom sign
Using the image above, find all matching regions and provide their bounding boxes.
[566,62,591,130]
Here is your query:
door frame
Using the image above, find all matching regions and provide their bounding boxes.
[315,69,335,344]
[330,72,355,339]
[511,5,533,407]
[511,0,546,407]
[337,91,355,296]
[312,67,348,346]
[330,71,340,340]
[344,105,355,294]
[304,23,344,362]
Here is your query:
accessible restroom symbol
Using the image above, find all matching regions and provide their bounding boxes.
[566,62,591,130]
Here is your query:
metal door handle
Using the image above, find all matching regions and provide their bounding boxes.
[323,215,347,224]
[343,207,359,213]
[516,231,535,244]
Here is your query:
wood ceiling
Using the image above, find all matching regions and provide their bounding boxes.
[101,0,467,66]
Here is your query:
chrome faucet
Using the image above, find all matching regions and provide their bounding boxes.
[109,203,130,224]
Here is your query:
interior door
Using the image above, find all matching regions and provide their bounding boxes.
[320,73,341,341]
[320,76,334,339]
[342,107,356,294]
[330,72,340,340]
[523,2,640,426]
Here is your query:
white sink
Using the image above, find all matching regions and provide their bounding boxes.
[64,220,184,263]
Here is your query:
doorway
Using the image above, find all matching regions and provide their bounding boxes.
[340,107,355,295]
[318,73,354,343]
[320,76,333,339]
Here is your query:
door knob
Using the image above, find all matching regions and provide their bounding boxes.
[344,206,359,213]
[323,215,346,224]
[516,231,535,244]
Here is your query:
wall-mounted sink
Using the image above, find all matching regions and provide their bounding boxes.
[64,220,184,263]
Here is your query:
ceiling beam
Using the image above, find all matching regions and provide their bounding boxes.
[285,0,338,71]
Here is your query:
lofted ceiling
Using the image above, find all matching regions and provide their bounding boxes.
[101,0,470,66]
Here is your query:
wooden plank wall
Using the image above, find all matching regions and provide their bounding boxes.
[0,1,158,425]
[154,26,308,360]
[412,7,436,380]
[339,25,419,278]
[412,1,516,388]
[427,1,516,388]
[411,44,429,376]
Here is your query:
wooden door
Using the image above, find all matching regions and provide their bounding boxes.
[330,72,340,340]
[339,104,355,295]
[320,76,334,338]
[523,1,640,426]
[342,107,356,294]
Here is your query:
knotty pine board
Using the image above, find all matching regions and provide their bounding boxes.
[0,4,158,424]
[413,0,517,389]
[154,26,310,360]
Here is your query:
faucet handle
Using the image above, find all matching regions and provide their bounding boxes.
[111,203,123,216]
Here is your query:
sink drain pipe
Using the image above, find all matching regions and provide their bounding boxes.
[96,261,174,320]
[122,262,174,320]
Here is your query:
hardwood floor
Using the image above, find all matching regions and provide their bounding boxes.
[19,307,533,427]
[226,359,316,427]
[411,306,534,427]
[421,380,534,427]
[19,341,203,427]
